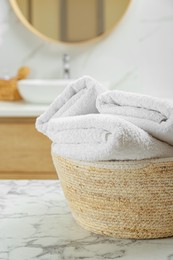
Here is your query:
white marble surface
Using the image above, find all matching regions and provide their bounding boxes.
[0,0,173,99]
[0,180,173,260]
[0,101,48,117]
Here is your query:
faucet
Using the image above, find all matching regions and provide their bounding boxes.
[63,54,70,79]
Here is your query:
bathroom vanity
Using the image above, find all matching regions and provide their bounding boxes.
[0,102,57,179]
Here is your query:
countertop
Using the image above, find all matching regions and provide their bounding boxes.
[0,101,48,117]
[0,181,173,260]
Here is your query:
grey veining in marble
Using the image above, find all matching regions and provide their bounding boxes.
[0,180,173,260]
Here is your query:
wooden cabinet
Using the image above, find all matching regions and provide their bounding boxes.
[0,117,57,179]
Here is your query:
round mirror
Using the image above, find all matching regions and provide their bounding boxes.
[10,0,131,44]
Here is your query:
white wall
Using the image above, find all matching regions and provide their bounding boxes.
[0,0,173,98]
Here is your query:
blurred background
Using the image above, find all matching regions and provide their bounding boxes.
[0,0,173,98]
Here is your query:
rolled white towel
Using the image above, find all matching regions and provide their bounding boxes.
[97,90,173,146]
[36,75,105,135]
[47,114,173,161]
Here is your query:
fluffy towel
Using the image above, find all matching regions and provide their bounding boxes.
[47,114,173,161]
[97,90,173,146]
[36,76,105,134]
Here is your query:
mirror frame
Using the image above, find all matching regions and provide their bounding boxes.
[10,0,131,45]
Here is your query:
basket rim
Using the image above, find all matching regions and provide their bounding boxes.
[52,153,173,170]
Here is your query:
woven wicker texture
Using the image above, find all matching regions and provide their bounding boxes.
[52,155,173,239]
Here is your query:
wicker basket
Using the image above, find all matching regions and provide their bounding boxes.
[52,155,173,239]
[0,66,30,101]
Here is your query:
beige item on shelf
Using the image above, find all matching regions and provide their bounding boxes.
[0,66,30,101]
[52,155,173,239]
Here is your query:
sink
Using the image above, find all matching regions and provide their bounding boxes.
[18,79,73,104]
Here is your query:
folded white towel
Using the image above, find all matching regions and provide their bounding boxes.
[97,90,173,146]
[36,76,105,135]
[47,114,173,161]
